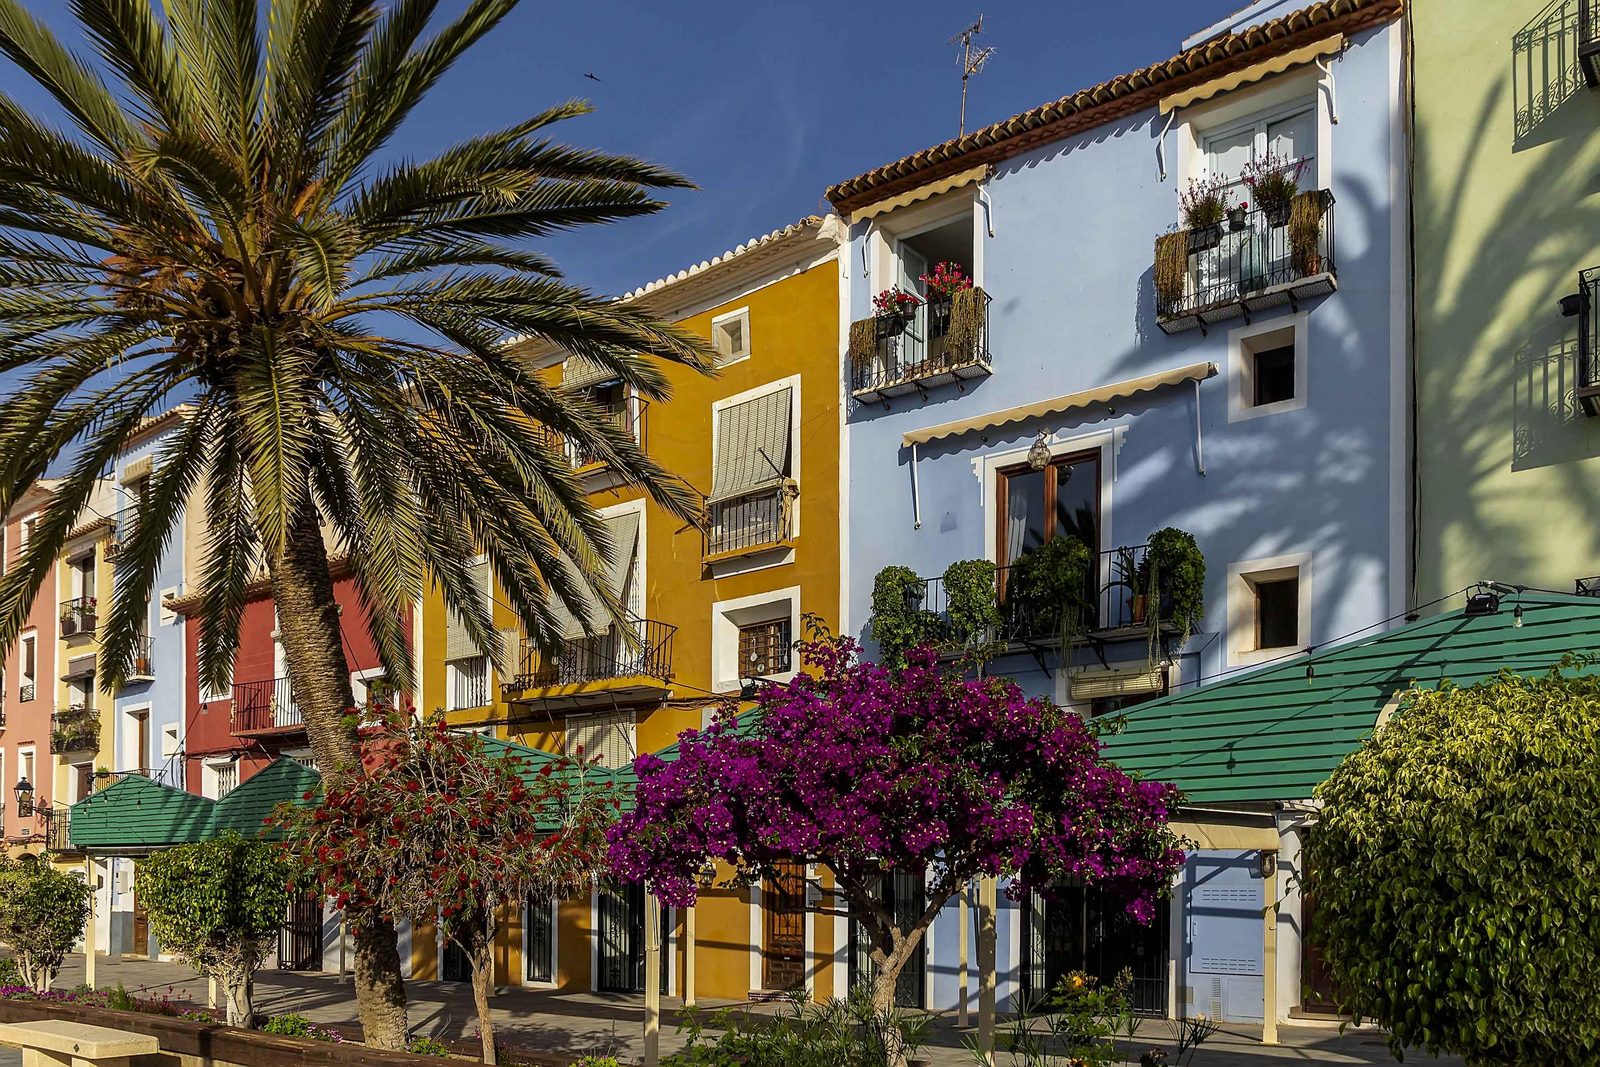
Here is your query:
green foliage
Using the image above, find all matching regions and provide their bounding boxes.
[941,558,1000,650]
[1006,536,1093,644]
[105,983,136,1012]
[1308,665,1600,1065]
[0,853,91,992]
[663,992,928,1067]
[137,832,299,1026]
[263,1013,343,1043]
[1145,528,1205,647]
[0,957,20,987]
[407,1035,454,1057]
[570,1057,623,1067]
[869,565,939,670]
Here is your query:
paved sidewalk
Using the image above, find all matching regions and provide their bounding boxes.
[4,952,1465,1066]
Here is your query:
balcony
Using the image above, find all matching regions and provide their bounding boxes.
[1583,0,1600,85]
[39,806,75,853]
[51,704,100,754]
[537,400,648,472]
[1155,191,1337,334]
[1559,266,1600,416]
[59,596,97,637]
[102,506,140,562]
[704,483,796,561]
[128,636,155,682]
[504,615,675,710]
[232,677,305,735]
[850,290,993,404]
[1578,576,1600,596]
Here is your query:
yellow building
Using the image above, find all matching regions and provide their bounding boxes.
[415,217,846,1002]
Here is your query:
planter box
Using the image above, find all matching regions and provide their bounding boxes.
[0,998,577,1066]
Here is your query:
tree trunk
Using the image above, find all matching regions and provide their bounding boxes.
[468,909,498,1066]
[224,973,252,1028]
[269,503,409,1050]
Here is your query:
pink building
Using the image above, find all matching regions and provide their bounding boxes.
[1,480,60,853]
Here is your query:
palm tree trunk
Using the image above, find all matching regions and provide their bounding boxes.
[269,504,409,1050]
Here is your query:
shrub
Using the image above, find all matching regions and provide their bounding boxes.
[105,983,137,1012]
[1145,527,1205,647]
[868,565,940,669]
[406,1035,453,1057]
[263,1013,343,1043]
[663,993,928,1067]
[1006,536,1093,644]
[941,558,1000,652]
[1308,664,1600,1064]
[0,853,91,991]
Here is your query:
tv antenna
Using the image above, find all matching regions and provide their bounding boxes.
[949,16,996,137]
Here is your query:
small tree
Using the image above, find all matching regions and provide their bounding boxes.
[0,855,91,992]
[136,832,297,1025]
[609,629,1184,1067]
[1307,665,1600,1066]
[276,717,623,1065]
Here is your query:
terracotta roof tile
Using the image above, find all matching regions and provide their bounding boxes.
[825,0,1402,213]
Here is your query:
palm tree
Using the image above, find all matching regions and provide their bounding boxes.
[0,0,712,1047]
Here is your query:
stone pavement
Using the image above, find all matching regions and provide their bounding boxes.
[5,952,1465,1066]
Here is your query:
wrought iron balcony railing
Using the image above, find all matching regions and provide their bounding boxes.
[535,400,648,471]
[1560,266,1600,416]
[232,676,304,733]
[1578,575,1600,597]
[509,615,676,690]
[39,806,74,852]
[103,506,140,562]
[59,596,98,637]
[128,635,155,680]
[18,682,35,703]
[51,704,100,753]
[906,544,1183,653]
[1156,191,1337,334]
[704,482,796,560]
[850,289,993,403]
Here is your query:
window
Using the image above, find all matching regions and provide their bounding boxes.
[707,383,797,559]
[446,655,489,711]
[206,758,239,799]
[17,748,35,815]
[566,710,635,769]
[19,631,36,701]
[18,514,37,548]
[1231,316,1307,421]
[997,451,1100,568]
[738,618,792,677]
[1202,102,1317,195]
[712,308,750,365]
[160,724,180,760]
[1253,577,1299,650]
[1228,554,1311,666]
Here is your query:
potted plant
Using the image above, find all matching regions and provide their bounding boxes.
[1289,189,1332,276]
[1145,527,1206,648]
[941,558,1001,656]
[918,261,972,340]
[1227,199,1249,232]
[872,287,920,339]
[1005,536,1094,647]
[1243,153,1305,228]
[1113,545,1150,626]
[1179,176,1230,253]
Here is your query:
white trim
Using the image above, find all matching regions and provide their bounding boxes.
[748,883,763,994]
[1227,312,1309,423]
[804,863,818,999]
[1227,552,1313,667]
[1175,65,1327,193]
[1387,23,1410,620]
[710,585,802,698]
[349,665,388,706]
[837,229,853,644]
[710,305,752,368]
[589,888,600,993]
[120,701,153,774]
[978,427,1124,565]
[709,374,803,574]
[923,869,936,1009]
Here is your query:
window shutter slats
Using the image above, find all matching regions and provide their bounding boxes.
[710,387,792,502]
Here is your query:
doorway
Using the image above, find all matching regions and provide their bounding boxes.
[442,935,471,982]
[278,892,324,971]
[596,883,665,994]
[131,887,149,957]
[762,861,807,993]
[1020,885,1170,1014]
[848,870,927,1008]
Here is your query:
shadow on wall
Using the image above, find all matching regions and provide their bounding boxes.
[1513,0,1590,151]
[1416,47,1600,593]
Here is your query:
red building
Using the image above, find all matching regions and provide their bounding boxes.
[178,571,404,799]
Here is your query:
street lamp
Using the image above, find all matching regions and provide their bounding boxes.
[14,776,34,818]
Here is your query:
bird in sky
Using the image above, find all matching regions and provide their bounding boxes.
[585,72,601,82]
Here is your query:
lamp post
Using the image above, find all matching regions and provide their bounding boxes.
[14,775,33,818]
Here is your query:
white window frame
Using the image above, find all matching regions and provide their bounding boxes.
[711,306,751,367]
[18,629,37,696]
[1199,98,1319,192]
[564,709,636,770]
[17,512,38,549]
[204,757,239,800]
[1227,552,1313,667]
[121,702,152,774]
[979,426,1123,566]
[445,655,490,712]
[866,189,986,298]
[1176,65,1330,197]
[710,586,802,694]
[708,375,803,575]
[1229,312,1309,423]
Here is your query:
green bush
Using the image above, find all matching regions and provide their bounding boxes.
[1145,528,1204,645]
[1308,665,1600,1064]
[570,1057,623,1067]
[262,1013,313,1038]
[1006,537,1092,643]
[663,993,927,1067]
[869,565,940,669]
[406,1035,453,1057]
[0,852,91,991]
[105,983,137,1012]
[0,957,21,988]
[942,558,1000,651]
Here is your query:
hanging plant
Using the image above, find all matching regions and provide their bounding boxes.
[1288,190,1329,276]
[1006,536,1094,650]
[869,565,941,670]
[942,559,1001,655]
[943,286,988,366]
[1146,527,1205,650]
[1153,231,1188,315]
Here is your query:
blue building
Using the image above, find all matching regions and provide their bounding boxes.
[832,0,1407,1029]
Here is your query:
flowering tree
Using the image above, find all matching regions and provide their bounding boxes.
[609,630,1183,1063]
[137,832,298,1026]
[0,855,90,992]
[276,717,624,1064]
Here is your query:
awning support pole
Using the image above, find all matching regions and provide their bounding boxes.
[1156,109,1177,181]
[957,882,970,1028]
[684,905,697,1009]
[83,856,96,989]
[1263,851,1281,1046]
[977,876,997,1066]
[911,442,923,529]
[1193,378,1207,476]
[644,893,661,1066]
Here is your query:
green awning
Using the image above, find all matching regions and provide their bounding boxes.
[1099,591,1600,804]
[207,757,321,840]
[69,773,215,852]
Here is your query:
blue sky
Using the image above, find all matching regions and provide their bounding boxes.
[10,0,1249,297]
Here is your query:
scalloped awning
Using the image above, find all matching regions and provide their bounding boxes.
[1158,35,1343,113]
[848,165,990,225]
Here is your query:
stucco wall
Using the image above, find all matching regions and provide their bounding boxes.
[1412,0,1600,598]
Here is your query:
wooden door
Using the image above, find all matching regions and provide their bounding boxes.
[131,887,149,956]
[762,861,807,992]
[278,892,323,971]
[1299,842,1341,1014]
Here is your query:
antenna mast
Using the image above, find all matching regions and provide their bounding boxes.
[950,16,996,137]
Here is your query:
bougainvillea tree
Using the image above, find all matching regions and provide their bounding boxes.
[276,716,624,1064]
[609,629,1183,1063]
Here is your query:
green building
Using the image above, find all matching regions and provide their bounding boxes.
[1412,0,1600,599]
